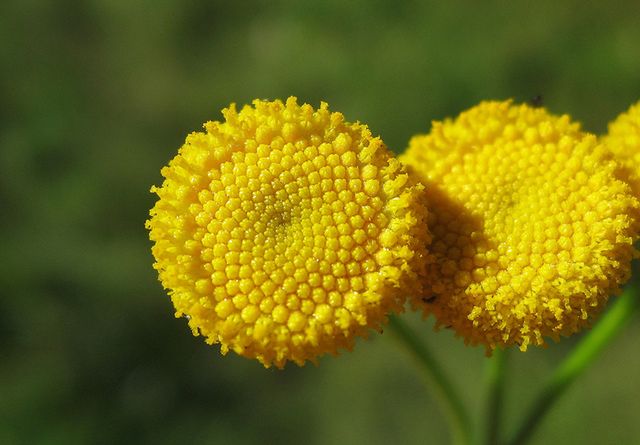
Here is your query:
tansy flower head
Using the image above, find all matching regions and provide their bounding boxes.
[401,100,639,352]
[146,97,430,367]
[603,100,640,196]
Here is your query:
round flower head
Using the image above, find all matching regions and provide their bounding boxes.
[603,100,640,195]
[400,100,639,351]
[147,97,430,367]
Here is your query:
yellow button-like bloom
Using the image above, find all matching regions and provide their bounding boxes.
[401,100,639,351]
[147,97,430,367]
[603,100,640,195]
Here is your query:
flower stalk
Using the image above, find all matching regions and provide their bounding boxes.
[388,315,472,445]
[478,348,507,445]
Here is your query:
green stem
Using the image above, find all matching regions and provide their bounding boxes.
[388,315,472,445]
[505,283,640,445]
[478,348,507,445]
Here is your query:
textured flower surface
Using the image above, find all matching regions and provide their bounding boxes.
[603,100,640,196]
[147,97,430,367]
[401,100,639,351]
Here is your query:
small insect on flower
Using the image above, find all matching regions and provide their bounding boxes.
[146,97,431,368]
[400,100,640,352]
[529,94,544,108]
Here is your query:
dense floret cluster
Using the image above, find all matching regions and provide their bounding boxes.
[147,97,430,367]
[401,101,639,350]
[603,101,640,196]
[148,97,640,365]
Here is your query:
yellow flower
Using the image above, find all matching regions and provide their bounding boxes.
[400,100,639,351]
[603,100,640,196]
[146,97,430,367]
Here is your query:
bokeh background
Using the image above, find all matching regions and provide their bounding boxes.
[1,1,640,444]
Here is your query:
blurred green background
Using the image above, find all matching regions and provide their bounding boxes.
[1,1,640,444]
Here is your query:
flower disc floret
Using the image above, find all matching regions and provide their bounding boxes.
[147,97,430,367]
[401,100,639,351]
[603,100,640,196]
